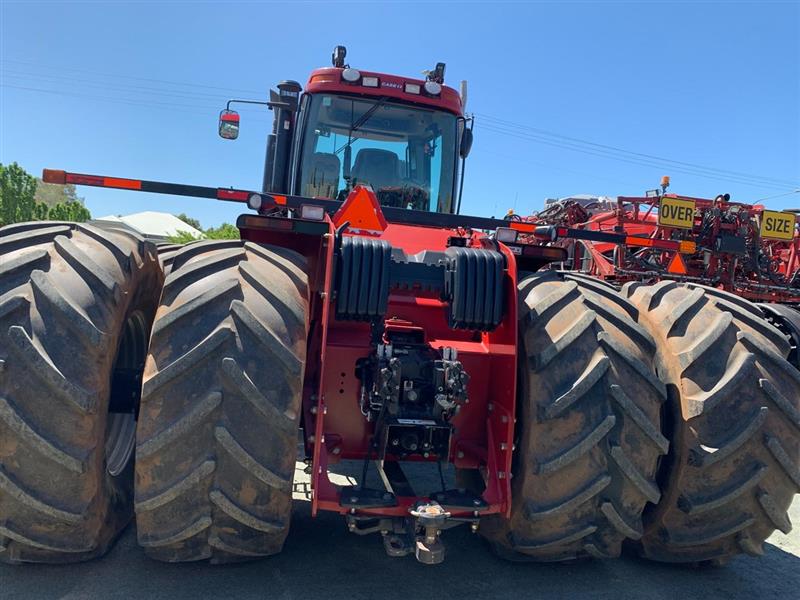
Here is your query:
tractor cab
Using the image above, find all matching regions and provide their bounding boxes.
[296,93,458,212]
[219,46,472,214]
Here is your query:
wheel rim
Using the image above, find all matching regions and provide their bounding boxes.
[106,311,148,477]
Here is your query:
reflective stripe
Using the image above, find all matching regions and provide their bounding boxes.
[104,177,141,190]
[217,189,249,201]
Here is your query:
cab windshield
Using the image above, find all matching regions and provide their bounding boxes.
[297,93,458,213]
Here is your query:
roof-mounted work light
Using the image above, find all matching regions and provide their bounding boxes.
[362,76,379,87]
[342,68,361,83]
[424,81,442,96]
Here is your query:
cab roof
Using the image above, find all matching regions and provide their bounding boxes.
[305,67,463,117]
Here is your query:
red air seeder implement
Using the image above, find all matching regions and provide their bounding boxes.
[511,180,800,365]
[517,184,800,304]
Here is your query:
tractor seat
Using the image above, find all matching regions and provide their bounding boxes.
[351,149,400,191]
[303,152,341,199]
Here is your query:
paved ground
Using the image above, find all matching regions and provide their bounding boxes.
[3,464,799,600]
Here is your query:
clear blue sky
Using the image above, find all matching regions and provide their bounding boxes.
[1,1,798,228]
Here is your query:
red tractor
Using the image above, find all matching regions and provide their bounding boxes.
[1,47,797,567]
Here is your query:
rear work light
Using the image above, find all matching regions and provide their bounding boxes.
[342,68,361,83]
[534,226,558,242]
[248,194,263,210]
[404,83,421,94]
[300,204,326,221]
[362,76,379,87]
[495,227,518,244]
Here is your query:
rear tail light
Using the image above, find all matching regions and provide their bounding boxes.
[241,215,293,231]
[523,245,567,260]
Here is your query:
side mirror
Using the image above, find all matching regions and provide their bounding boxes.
[219,109,240,140]
[459,128,473,159]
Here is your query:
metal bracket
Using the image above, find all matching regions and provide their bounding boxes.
[339,486,397,509]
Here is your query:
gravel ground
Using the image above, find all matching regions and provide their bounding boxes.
[2,463,798,600]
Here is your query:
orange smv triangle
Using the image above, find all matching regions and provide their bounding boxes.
[667,252,688,275]
[332,185,388,233]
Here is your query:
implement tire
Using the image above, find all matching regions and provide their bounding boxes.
[0,221,162,564]
[624,281,800,563]
[135,240,309,563]
[481,271,667,561]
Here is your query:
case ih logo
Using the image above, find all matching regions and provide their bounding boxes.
[381,81,402,89]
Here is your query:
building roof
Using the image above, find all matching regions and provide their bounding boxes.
[93,211,203,241]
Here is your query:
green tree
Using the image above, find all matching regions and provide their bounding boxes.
[35,180,82,208]
[0,162,39,226]
[49,201,91,223]
[167,218,240,243]
[33,202,50,221]
[1,163,91,226]
[175,213,202,230]
[205,223,240,239]
[169,230,203,244]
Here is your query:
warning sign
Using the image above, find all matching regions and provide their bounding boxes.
[760,210,796,241]
[658,197,696,229]
[667,253,688,275]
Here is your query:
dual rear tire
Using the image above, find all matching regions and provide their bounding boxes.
[485,273,798,565]
[0,231,308,565]
[481,271,667,560]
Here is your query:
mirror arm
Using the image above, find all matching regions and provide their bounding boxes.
[455,115,474,215]
[226,99,273,111]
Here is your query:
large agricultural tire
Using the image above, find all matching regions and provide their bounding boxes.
[134,240,309,563]
[624,281,800,563]
[155,242,184,276]
[0,221,162,564]
[481,271,668,561]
